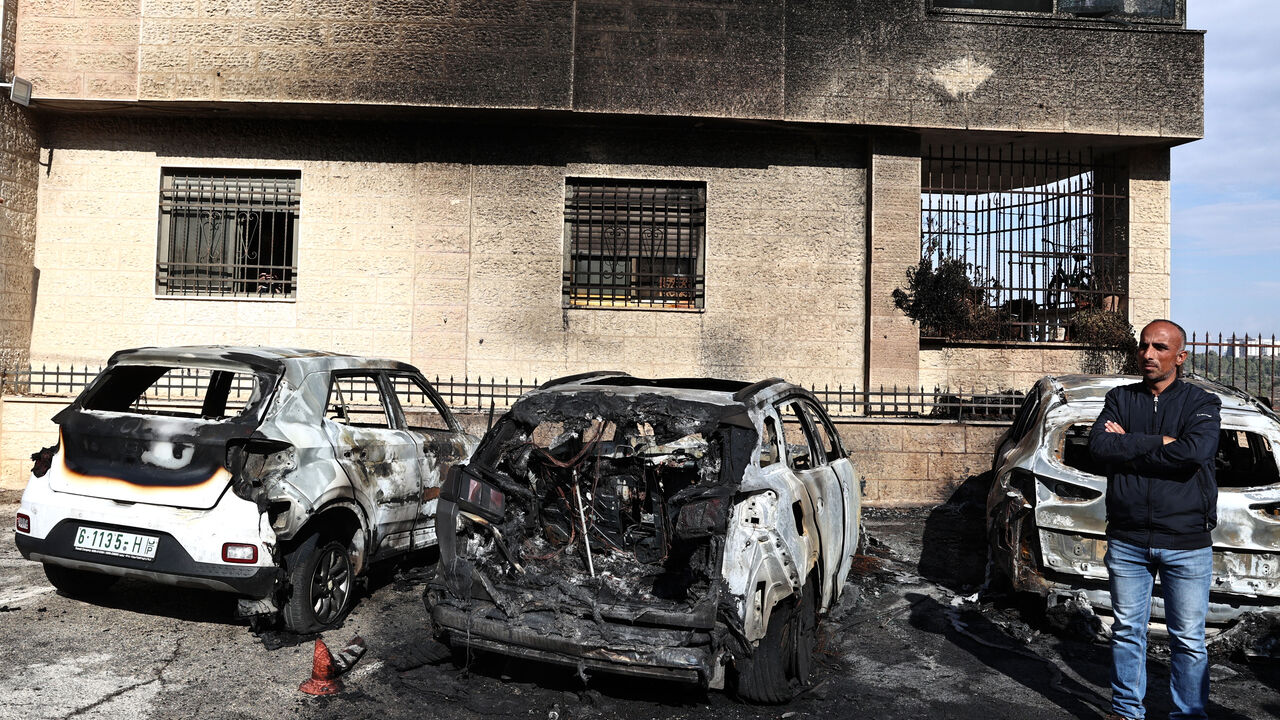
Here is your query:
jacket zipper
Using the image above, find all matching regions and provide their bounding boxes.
[1147,392,1157,546]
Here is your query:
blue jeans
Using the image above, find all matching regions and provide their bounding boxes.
[1105,538,1213,720]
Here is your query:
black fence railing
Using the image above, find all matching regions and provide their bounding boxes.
[1187,333,1280,408]
[0,364,1024,422]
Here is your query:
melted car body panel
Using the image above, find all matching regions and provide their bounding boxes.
[989,374,1280,622]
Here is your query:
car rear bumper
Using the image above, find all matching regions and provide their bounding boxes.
[16,471,281,597]
[429,598,723,686]
[15,526,280,597]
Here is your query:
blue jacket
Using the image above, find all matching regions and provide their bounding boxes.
[1088,378,1221,550]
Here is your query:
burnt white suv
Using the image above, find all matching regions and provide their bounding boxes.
[15,346,475,631]
[427,373,861,702]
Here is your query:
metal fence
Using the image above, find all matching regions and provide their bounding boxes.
[1187,332,1280,406]
[920,144,1127,342]
[0,364,1023,422]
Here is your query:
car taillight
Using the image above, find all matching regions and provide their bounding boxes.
[16,513,30,533]
[446,467,506,521]
[222,543,258,563]
[674,496,730,538]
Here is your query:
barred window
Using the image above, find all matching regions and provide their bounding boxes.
[156,169,300,298]
[919,145,1128,343]
[563,179,705,310]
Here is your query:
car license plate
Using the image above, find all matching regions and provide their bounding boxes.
[73,527,159,561]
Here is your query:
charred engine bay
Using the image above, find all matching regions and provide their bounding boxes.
[447,392,754,626]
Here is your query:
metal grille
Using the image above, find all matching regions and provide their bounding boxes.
[563,179,706,309]
[920,145,1128,342]
[1187,332,1280,409]
[1,365,1025,421]
[157,169,300,298]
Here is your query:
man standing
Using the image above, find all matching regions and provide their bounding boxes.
[1089,319,1221,720]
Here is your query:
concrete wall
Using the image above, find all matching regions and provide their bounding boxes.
[0,396,61,489]
[30,115,866,386]
[0,4,42,373]
[15,0,1203,139]
[0,394,1005,506]
[840,419,1005,507]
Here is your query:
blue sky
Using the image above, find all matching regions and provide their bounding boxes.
[1171,4,1280,335]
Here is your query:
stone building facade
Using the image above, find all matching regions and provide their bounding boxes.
[6,0,1203,391]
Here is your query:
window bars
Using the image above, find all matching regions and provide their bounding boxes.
[920,145,1128,342]
[563,179,706,310]
[156,169,301,298]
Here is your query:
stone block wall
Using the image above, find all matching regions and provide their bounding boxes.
[14,1,1203,140]
[29,116,866,387]
[918,345,1091,392]
[0,6,42,373]
[838,419,1005,507]
[0,396,62,489]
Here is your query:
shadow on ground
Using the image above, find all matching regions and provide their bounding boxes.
[917,472,991,592]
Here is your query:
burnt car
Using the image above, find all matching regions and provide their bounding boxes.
[426,373,861,702]
[15,346,475,632]
[988,373,1280,631]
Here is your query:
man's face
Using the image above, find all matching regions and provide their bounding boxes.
[1137,322,1187,385]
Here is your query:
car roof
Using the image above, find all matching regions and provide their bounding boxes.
[105,345,419,375]
[536,373,806,408]
[1046,373,1278,418]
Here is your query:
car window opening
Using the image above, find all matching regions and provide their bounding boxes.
[1216,429,1280,489]
[81,365,259,421]
[1062,423,1280,489]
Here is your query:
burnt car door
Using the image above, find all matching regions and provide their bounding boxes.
[776,399,850,605]
[384,372,473,548]
[321,371,424,554]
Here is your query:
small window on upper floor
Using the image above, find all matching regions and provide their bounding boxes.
[931,0,1180,21]
[156,168,300,299]
[563,179,706,310]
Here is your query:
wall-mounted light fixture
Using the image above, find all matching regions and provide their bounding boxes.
[0,76,32,106]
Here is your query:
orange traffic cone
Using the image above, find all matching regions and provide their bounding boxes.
[299,637,343,695]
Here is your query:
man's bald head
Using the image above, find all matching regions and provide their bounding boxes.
[1142,319,1187,352]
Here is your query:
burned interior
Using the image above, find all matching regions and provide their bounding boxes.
[437,388,753,630]
[430,376,858,699]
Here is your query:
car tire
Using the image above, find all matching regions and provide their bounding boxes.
[281,533,354,633]
[43,563,118,596]
[734,580,819,704]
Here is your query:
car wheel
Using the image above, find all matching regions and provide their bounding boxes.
[282,534,354,633]
[43,563,118,596]
[735,580,819,704]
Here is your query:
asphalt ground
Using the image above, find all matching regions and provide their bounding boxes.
[3,484,1279,720]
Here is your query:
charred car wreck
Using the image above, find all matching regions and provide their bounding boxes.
[989,374,1280,642]
[15,346,474,632]
[427,373,860,702]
